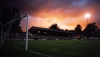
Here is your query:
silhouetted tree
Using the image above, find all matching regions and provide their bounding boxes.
[83,23,99,36]
[65,29,68,31]
[75,24,82,34]
[0,6,12,25]
[0,6,22,33]
[49,23,60,30]
[95,29,100,38]
[95,29,100,34]
[10,7,23,33]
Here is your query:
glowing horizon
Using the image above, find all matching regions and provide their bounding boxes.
[18,0,100,32]
[20,14,89,32]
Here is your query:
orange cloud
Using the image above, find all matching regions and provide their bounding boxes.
[20,2,100,32]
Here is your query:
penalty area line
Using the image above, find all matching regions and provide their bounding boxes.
[27,50,53,57]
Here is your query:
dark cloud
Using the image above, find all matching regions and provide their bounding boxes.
[1,0,100,29]
[1,0,99,12]
[1,0,100,19]
[1,0,100,17]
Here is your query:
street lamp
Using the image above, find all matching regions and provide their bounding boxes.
[85,13,90,24]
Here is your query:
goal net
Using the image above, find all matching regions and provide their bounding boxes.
[0,13,29,56]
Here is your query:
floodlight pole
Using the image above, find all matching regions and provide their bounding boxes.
[87,18,88,25]
[25,14,29,50]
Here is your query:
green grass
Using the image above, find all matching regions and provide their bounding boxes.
[1,40,100,57]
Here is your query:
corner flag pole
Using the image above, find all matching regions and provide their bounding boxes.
[26,14,29,50]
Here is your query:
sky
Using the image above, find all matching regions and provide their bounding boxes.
[1,0,100,31]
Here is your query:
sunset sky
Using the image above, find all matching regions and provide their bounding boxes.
[1,0,100,31]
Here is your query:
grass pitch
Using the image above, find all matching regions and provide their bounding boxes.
[1,40,100,57]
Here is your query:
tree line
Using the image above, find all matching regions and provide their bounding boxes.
[49,23,100,37]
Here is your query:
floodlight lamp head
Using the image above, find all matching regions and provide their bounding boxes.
[85,13,90,18]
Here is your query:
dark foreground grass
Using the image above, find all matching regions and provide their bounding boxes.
[1,40,100,57]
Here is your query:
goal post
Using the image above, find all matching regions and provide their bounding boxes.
[0,13,29,51]
[25,14,29,50]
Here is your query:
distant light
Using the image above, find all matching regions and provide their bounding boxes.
[85,13,90,18]
[44,32,47,34]
[38,31,40,33]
